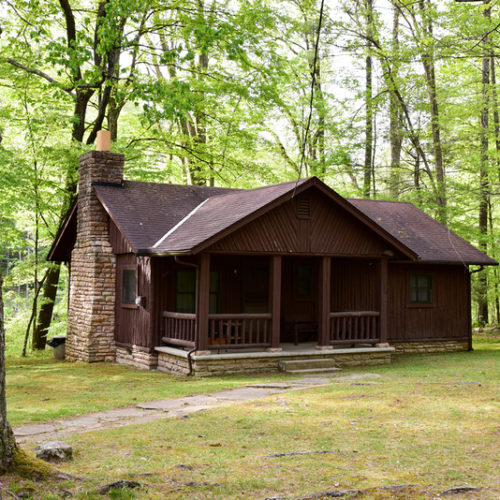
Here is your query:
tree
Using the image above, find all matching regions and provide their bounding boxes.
[0,275,18,472]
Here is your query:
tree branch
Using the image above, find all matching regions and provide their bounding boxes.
[5,58,74,95]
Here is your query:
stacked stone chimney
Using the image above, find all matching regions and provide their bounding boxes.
[66,131,124,362]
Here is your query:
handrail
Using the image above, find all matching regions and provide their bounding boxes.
[208,313,272,320]
[330,311,379,318]
[163,311,196,320]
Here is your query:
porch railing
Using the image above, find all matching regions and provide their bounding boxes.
[329,311,380,345]
[163,311,196,348]
[208,313,272,349]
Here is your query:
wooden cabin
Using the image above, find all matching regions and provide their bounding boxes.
[48,136,497,375]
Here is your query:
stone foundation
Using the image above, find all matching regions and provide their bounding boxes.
[116,346,158,370]
[391,340,469,354]
[155,346,394,376]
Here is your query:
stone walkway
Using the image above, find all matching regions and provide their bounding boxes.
[14,373,380,444]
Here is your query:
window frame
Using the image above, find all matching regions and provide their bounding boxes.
[408,273,435,308]
[121,266,138,309]
[176,268,197,314]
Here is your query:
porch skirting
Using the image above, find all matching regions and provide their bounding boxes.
[155,345,394,376]
[116,346,158,370]
[391,340,469,354]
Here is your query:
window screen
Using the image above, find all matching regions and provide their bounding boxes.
[122,268,136,305]
[409,274,432,304]
[176,269,196,313]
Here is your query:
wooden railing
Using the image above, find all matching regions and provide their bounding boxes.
[329,311,380,345]
[208,313,272,349]
[163,311,196,348]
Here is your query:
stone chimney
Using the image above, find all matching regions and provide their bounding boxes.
[66,131,124,362]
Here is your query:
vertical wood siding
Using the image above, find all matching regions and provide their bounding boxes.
[331,258,377,312]
[387,263,469,341]
[109,220,133,254]
[210,190,390,256]
[115,254,152,347]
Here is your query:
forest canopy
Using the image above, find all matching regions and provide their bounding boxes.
[0,0,499,352]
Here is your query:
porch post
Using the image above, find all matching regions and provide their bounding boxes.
[317,256,332,349]
[197,253,210,352]
[377,256,389,346]
[269,255,282,351]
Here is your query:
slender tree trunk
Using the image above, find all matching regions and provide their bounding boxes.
[477,1,491,326]
[0,275,18,472]
[363,0,374,198]
[418,0,446,222]
[389,5,402,199]
[490,56,500,182]
[488,198,500,324]
[33,265,60,350]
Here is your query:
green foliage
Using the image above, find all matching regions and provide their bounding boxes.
[1,0,500,330]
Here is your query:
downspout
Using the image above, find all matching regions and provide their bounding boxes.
[174,256,198,375]
[467,265,485,351]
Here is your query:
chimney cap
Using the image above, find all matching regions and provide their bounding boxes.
[96,130,111,151]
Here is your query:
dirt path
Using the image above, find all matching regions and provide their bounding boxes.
[14,373,380,444]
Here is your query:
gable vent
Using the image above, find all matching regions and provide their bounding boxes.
[297,198,310,219]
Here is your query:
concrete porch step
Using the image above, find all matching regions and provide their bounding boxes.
[278,358,341,373]
[284,367,343,374]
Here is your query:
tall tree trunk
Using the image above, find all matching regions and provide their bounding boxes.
[418,0,446,223]
[33,265,61,350]
[363,0,374,198]
[490,56,500,182]
[0,275,18,472]
[477,0,491,326]
[389,5,402,199]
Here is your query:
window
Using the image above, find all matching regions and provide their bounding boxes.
[176,269,221,314]
[122,268,136,306]
[176,269,196,313]
[209,271,220,314]
[296,263,313,298]
[409,274,433,304]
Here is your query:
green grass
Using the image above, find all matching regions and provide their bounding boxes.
[2,333,499,498]
[5,353,296,426]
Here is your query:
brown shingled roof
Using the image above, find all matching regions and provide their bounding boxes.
[348,198,497,265]
[93,181,238,252]
[152,179,310,253]
[49,176,497,266]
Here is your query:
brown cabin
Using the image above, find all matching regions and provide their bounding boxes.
[49,136,497,375]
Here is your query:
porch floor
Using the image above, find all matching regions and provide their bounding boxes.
[154,343,395,376]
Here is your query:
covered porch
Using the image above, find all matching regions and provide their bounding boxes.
[159,253,389,354]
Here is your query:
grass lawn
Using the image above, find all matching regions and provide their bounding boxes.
[2,334,499,499]
[5,354,297,426]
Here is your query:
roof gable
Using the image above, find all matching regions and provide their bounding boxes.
[209,187,406,256]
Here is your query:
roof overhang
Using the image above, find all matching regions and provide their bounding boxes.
[47,201,77,262]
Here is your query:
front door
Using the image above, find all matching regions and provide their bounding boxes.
[281,257,318,343]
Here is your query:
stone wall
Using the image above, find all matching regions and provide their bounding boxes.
[391,340,469,354]
[156,347,393,376]
[66,151,124,362]
[116,346,158,370]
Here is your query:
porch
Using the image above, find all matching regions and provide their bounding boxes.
[158,253,389,359]
[155,342,395,376]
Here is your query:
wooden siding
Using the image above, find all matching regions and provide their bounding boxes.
[210,190,391,256]
[115,254,152,347]
[110,219,133,254]
[387,263,469,342]
[331,258,377,311]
